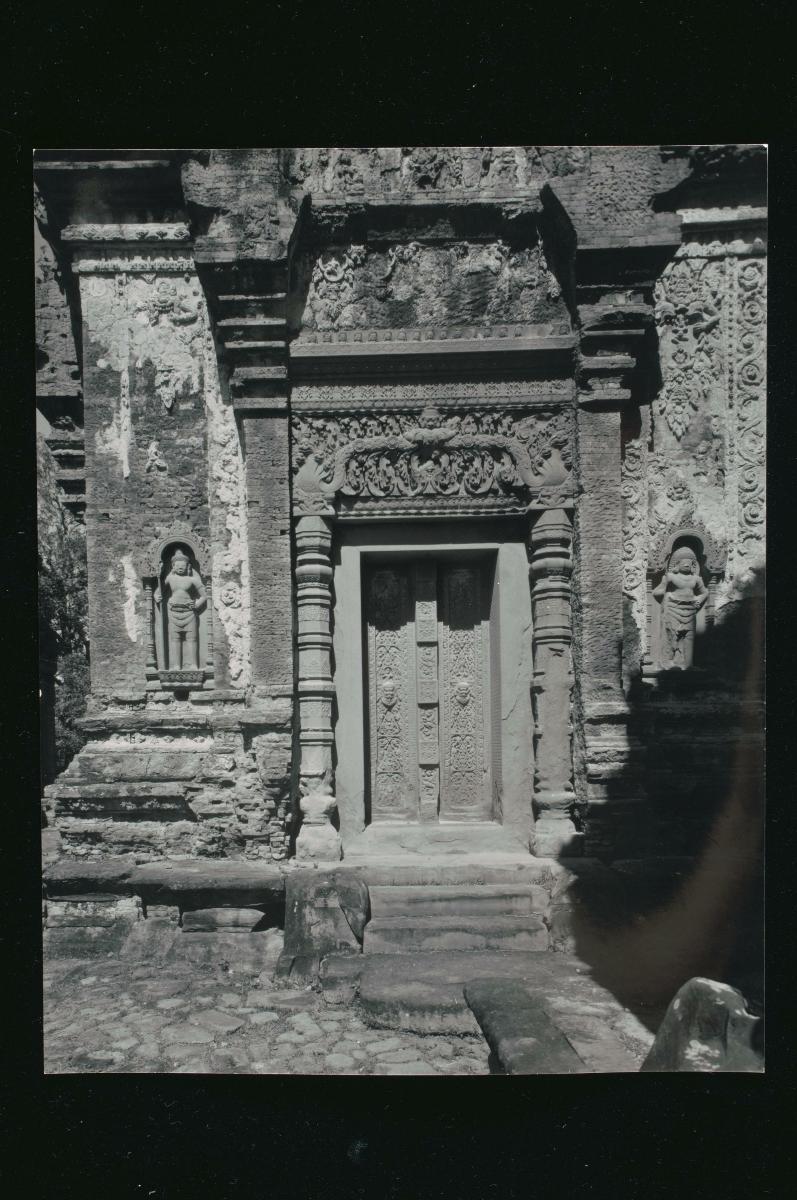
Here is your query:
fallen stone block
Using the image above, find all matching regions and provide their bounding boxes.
[276,870,369,984]
[463,979,586,1074]
[319,955,364,1005]
[640,977,764,1072]
[180,907,265,932]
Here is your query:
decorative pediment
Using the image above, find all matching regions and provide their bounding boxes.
[292,405,574,517]
[649,518,726,575]
[136,525,212,579]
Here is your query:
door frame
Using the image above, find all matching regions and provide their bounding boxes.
[332,519,535,852]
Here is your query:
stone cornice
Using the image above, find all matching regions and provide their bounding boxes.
[62,222,191,244]
[289,332,576,380]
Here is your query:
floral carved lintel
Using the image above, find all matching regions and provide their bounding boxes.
[292,406,574,516]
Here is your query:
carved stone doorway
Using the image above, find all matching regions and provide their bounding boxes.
[364,557,496,825]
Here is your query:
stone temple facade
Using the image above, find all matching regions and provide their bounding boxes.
[37,149,765,1036]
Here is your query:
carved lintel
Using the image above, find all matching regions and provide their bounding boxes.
[294,515,341,861]
[292,407,574,517]
[528,508,579,857]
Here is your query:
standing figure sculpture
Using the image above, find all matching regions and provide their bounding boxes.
[157,549,207,670]
[653,545,708,669]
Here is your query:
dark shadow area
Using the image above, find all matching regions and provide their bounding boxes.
[557,565,764,1026]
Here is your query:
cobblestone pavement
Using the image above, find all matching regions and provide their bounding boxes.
[43,958,491,1076]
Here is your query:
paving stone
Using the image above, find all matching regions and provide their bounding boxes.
[112,1038,139,1051]
[157,997,187,1010]
[384,1061,438,1075]
[163,1041,212,1062]
[300,1042,326,1057]
[248,1011,280,1026]
[161,1023,214,1045]
[376,1047,424,1064]
[365,1037,403,1053]
[249,989,317,1009]
[172,1058,212,1073]
[211,1048,250,1071]
[190,1009,245,1035]
[275,1030,304,1044]
[288,1013,324,1033]
[271,1043,295,1059]
[325,1053,356,1070]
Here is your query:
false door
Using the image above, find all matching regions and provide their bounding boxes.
[364,558,494,823]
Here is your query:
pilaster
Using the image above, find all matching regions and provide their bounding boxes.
[572,242,668,856]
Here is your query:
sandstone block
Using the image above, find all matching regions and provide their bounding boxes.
[641,977,763,1073]
[276,870,369,983]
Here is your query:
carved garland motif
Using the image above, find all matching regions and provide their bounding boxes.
[621,410,650,642]
[368,569,413,817]
[292,406,574,515]
[440,566,484,813]
[654,257,725,441]
[734,257,766,568]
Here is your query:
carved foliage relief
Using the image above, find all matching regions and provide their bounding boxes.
[733,258,766,575]
[292,406,574,516]
[439,566,488,817]
[621,407,650,645]
[301,240,564,333]
[288,146,590,199]
[367,568,415,820]
[651,240,766,607]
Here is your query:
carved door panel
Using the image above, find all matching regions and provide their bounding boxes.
[366,566,418,821]
[438,564,492,821]
[365,559,493,825]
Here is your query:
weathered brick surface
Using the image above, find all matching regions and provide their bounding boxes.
[241,416,293,687]
[35,207,81,398]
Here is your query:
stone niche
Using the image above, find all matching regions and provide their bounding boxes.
[645,524,726,674]
[138,529,215,692]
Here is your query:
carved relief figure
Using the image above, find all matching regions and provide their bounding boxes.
[653,546,708,669]
[157,548,207,670]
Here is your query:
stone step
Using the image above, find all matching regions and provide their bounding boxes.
[369,883,547,919]
[217,316,287,340]
[223,339,288,355]
[217,293,287,317]
[363,914,549,955]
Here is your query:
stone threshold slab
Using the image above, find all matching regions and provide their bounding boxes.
[351,950,591,1034]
